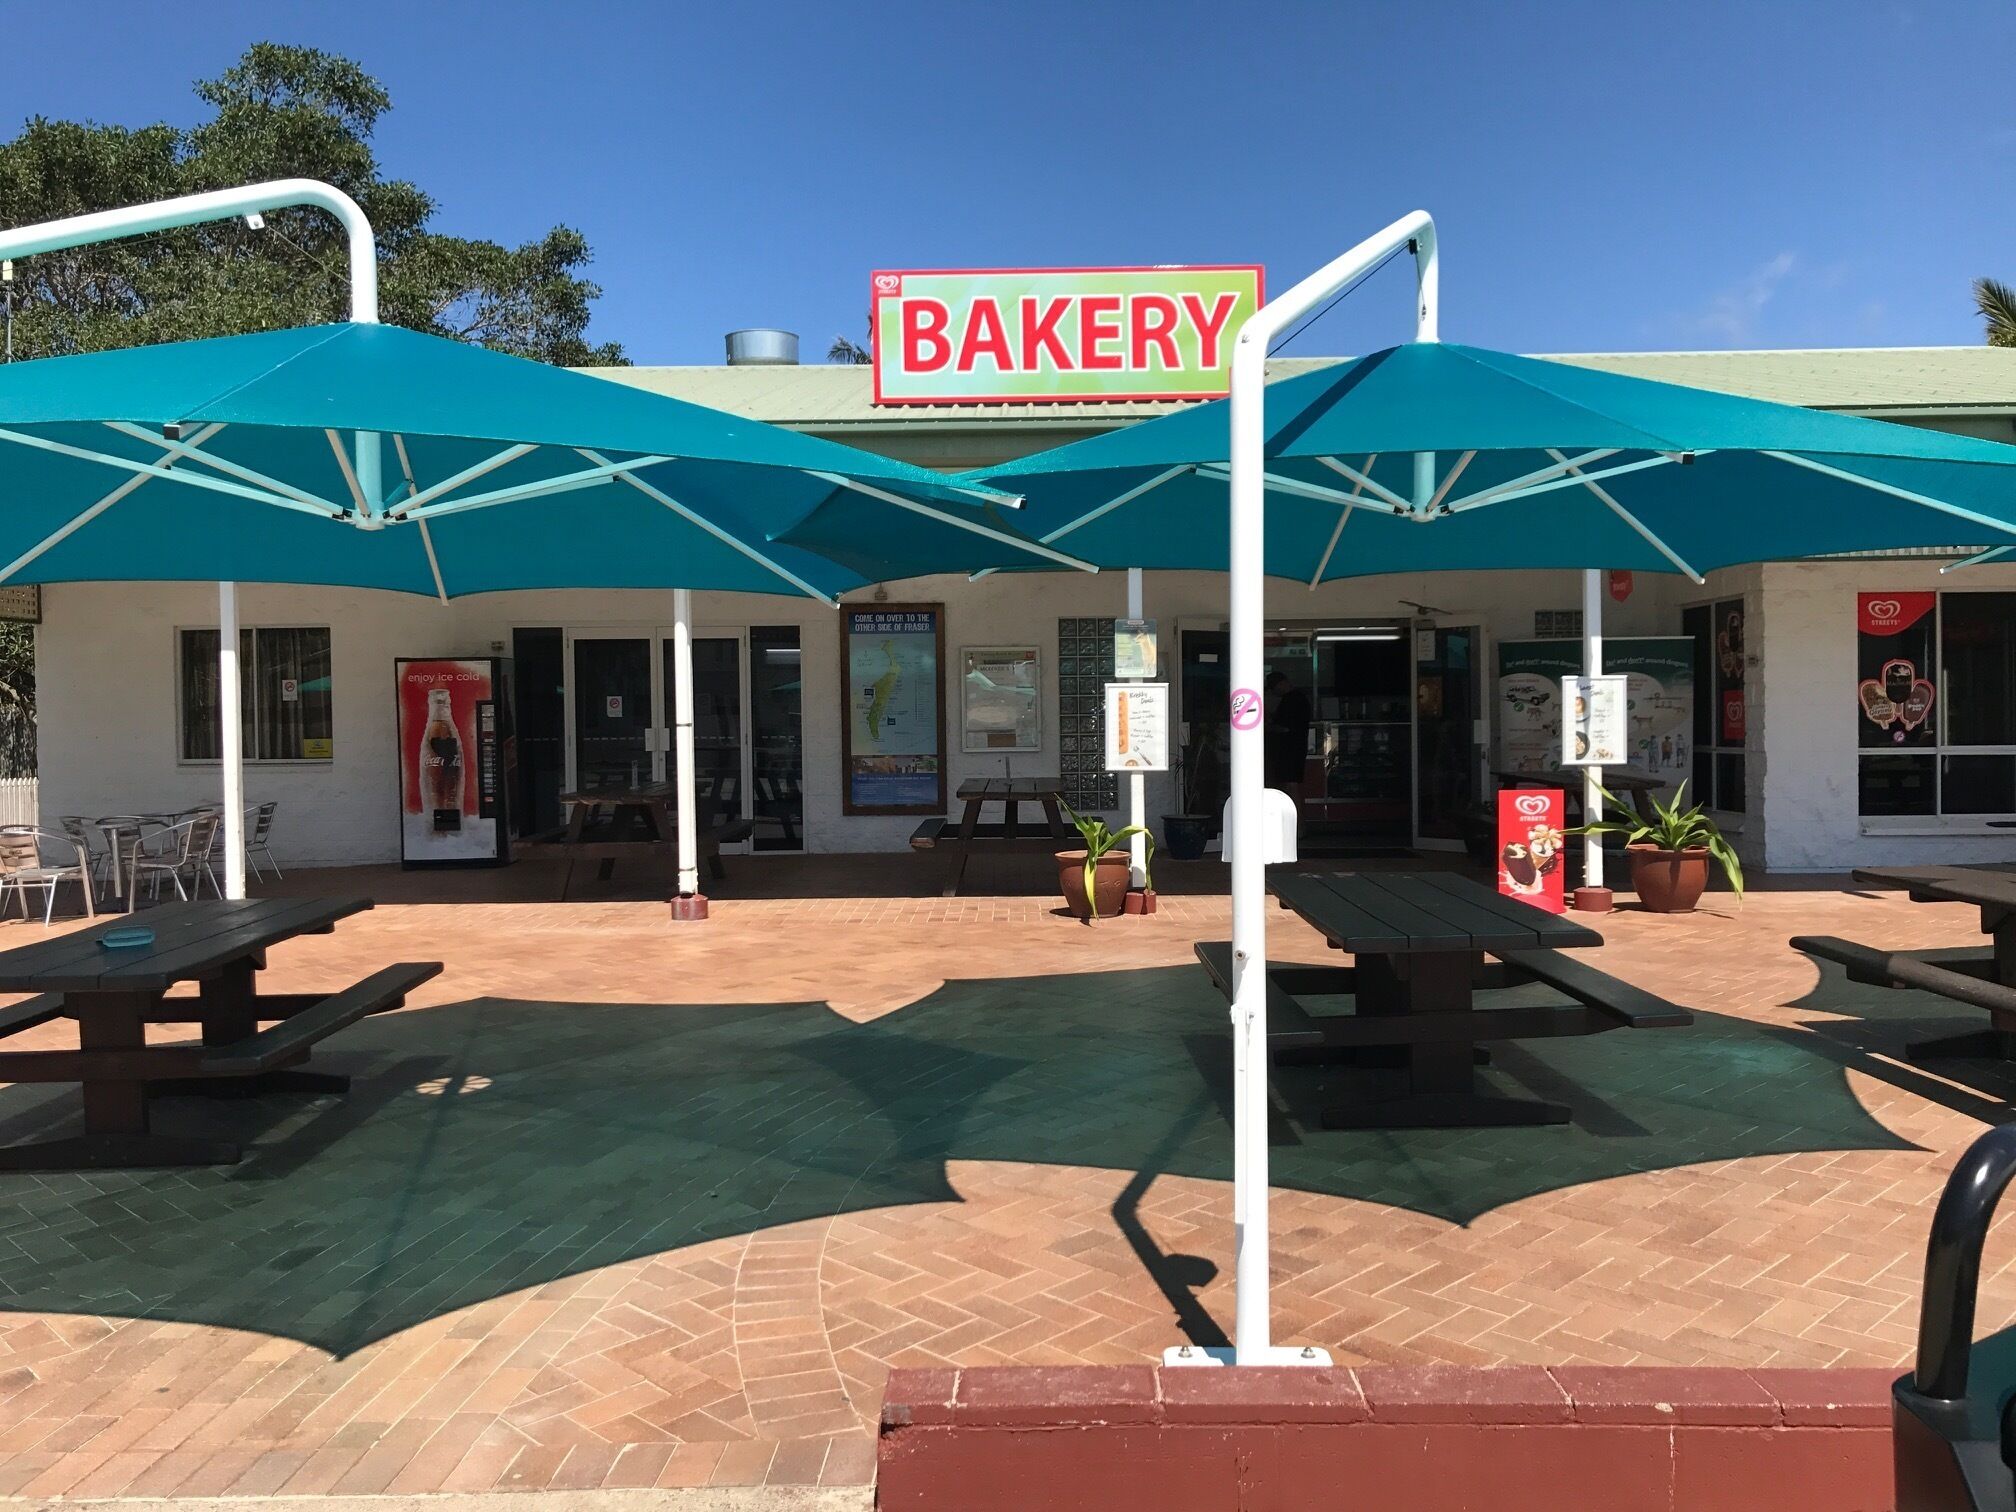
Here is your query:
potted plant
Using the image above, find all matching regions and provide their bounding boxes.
[1057,801,1152,920]
[1575,781,1743,914]
[1161,722,1221,862]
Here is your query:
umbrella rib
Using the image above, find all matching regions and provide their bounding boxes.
[575,449,839,606]
[1308,454,1375,588]
[1942,545,2015,573]
[384,443,540,515]
[1542,448,1705,583]
[324,429,370,512]
[399,456,672,521]
[809,473,1097,573]
[1441,452,1692,515]
[105,422,338,513]
[1311,456,1416,513]
[968,465,1192,581]
[1763,451,2016,543]
[1202,463,1399,512]
[1433,448,1619,514]
[392,435,450,603]
[0,425,340,516]
[1425,450,1475,512]
[0,422,227,585]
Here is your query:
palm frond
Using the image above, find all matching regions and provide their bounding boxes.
[1975,278,2016,348]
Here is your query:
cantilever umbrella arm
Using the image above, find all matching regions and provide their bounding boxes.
[0,179,383,904]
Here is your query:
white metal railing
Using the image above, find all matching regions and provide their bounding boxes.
[0,778,39,827]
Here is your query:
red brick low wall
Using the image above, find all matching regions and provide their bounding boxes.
[878,1364,1896,1512]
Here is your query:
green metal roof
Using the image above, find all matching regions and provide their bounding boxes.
[581,347,2016,432]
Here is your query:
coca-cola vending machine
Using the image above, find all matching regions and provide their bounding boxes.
[395,657,514,867]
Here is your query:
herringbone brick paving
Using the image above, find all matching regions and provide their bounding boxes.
[0,862,2009,1496]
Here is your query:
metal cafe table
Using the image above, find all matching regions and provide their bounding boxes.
[0,897,440,1170]
[1198,871,1690,1129]
[1794,865,2016,1060]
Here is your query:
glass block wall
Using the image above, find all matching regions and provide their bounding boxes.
[1057,617,1119,811]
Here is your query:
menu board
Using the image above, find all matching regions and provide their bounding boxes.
[842,605,946,814]
[961,645,1041,752]
[1562,675,1629,766]
[1104,682,1169,771]
[1498,639,1693,782]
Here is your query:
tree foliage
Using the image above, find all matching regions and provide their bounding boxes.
[0,43,628,364]
[1977,278,2016,349]
[0,44,632,773]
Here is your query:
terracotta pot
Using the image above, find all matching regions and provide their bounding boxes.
[1057,850,1132,919]
[1627,843,1711,913]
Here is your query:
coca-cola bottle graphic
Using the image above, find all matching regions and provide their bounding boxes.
[419,688,464,833]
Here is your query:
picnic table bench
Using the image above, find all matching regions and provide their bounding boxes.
[911,776,1072,897]
[0,897,440,1170]
[1794,865,2016,1060]
[516,782,754,898]
[1198,870,1690,1129]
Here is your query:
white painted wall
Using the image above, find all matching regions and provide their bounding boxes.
[34,567,1683,867]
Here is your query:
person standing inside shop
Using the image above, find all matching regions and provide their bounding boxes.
[1264,670,1314,805]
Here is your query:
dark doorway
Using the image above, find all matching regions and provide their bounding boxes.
[512,627,564,836]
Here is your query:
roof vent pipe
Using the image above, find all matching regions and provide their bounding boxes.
[725,329,799,366]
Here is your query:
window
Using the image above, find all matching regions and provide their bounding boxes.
[1682,598,1747,811]
[750,626,804,852]
[1856,591,2016,818]
[179,627,333,762]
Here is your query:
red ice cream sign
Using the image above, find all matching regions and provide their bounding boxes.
[1496,788,1566,914]
[1857,592,1934,636]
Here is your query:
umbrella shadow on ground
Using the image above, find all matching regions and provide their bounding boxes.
[0,964,1921,1356]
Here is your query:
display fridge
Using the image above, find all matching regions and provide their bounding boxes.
[395,657,514,867]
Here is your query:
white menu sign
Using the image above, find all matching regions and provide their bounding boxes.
[1563,675,1629,766]
[1104,682,1169,771]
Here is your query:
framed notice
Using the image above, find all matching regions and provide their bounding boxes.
[841,604,946,814]
[961,645,1040,753]
[1562,675,1629,766]
[1104,682,1170,772]
[1114,619,1158,679]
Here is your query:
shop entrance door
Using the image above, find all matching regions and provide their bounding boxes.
[564,628,752,851]
[1413,624,1485,850]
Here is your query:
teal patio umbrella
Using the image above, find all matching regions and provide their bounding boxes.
[956,341,2016,581]
[0,322,1088,902]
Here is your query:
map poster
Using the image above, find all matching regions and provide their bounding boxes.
[841,604,946,814]
[1497,638,1693,784]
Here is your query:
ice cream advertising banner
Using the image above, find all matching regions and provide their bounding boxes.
[871,266,1264,404]
[842,606,945,814]
[396,658,497,863]
[1497,788,1566,913]
[1857,592,1937,747]
[1497,638,1694,784]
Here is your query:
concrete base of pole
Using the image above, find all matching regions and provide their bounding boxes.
[669,893,711,922]
[1571,886,1615,913]
[1123,888,1159,916]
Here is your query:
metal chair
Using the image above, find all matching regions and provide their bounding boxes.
[0,826,96,925]
[130,811,222,905]
[246,801,281,880]
[58,815,113,890]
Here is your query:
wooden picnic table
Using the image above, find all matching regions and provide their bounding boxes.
[516,783,754,899]
[1198,871,1689,1129]
[1791,865,2016,1060]
[0,897,439,1171]
[910,777,1072,898]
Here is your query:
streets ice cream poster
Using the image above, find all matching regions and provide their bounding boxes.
[845,607,943,812]
[1856,593,1936,747]
[1496,638,1694,781]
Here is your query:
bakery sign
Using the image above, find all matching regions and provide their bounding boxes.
[871,266,1263,404]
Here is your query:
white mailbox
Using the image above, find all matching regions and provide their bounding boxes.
[1221,788,1300,866]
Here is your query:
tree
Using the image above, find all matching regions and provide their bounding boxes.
[0,43,628,364]
[1977,279,2016,349]
[827,335,871,364]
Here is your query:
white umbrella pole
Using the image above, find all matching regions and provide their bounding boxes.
[1195,210,1435,1371]
[670,588,704,917]
[218,582,246,899]
[1578,568,1609,908]
[1126,568,1148,889]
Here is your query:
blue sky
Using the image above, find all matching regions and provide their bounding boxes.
[7,0,2013,364]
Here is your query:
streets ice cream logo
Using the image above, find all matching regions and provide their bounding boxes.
[1501,800,1564,896]
[1859,657,1935,742]
[1863,599,1906,629]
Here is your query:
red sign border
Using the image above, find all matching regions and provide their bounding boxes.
[869,264,1266,407]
